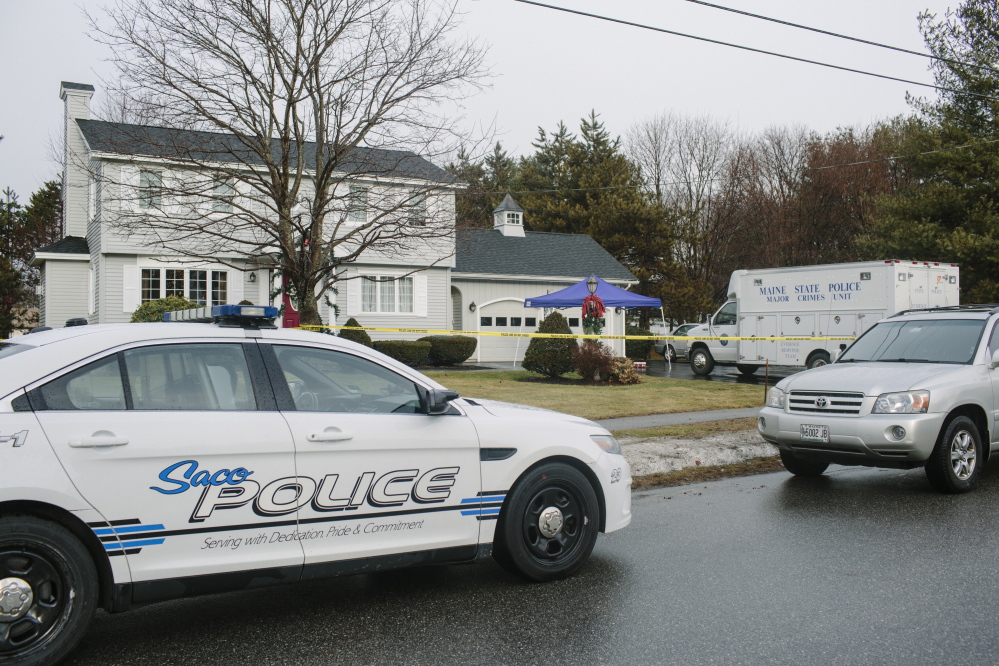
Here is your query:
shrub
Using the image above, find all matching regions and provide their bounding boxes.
[625,325,654,360]
[609,357,642,385]
[131,295,199,323]
[373,340,432,366]
[338,317,373,347]
[571,341,616,382]
[522,311,577,378]
[418,335,477,366]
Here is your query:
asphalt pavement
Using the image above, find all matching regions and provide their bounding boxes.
[67,463,999,665]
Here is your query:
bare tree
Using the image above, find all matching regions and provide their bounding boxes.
[88,0,487,325]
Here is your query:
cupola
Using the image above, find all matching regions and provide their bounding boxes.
[492,193,525,237]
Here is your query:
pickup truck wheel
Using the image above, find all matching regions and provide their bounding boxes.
[779,450,829,477]
[736,364,758,376]
[925,416,982,493]
[689,348,714,376]
[806,351,831,369]
[492,463,600,582]
[0,516,97,666]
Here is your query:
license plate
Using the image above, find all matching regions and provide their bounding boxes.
[800,424,829,443]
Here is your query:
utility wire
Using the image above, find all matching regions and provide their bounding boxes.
[512,0,999,104]
[682,0,998,75]
[492,138,999,195]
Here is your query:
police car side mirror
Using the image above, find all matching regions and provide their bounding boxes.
[991,349,999,369]
[420,387,460,415]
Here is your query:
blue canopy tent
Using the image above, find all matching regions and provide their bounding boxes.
[523,275,667,366]
[524,275,661,309]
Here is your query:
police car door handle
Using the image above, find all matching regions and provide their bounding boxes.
[68,436,129,448]
[307,429,353,443]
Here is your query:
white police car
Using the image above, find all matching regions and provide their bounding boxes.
[0,305,631,665]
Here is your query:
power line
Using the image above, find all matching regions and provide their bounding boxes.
[487,138,999,195]
[512,0,999,104]
[682,0,998,75]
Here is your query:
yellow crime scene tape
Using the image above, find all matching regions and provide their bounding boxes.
[297,324,856,342]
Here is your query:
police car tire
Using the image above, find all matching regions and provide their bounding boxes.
[493,462,600,582]
[0,516,98,666]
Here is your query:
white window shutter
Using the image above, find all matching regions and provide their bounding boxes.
[415,273,428,317]
[122,265,139,313]
[229,270,244,304]
[346,276,361,316]
[123,165,139,212]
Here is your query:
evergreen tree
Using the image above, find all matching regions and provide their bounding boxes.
[863,1,999,300]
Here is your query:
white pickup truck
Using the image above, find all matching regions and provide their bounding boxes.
[686,260,961,376]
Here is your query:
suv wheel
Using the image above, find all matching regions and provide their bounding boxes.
[0,515,98,666]
[925,416,982,493]
[689,348,714,376]
[779,449,829,477]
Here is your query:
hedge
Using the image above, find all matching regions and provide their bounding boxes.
[418,335,477,366]
[131,295,199,323]
[625,326,654,360]
[522,311,577,378]
[338,317,373,347]
[373,340,432,366]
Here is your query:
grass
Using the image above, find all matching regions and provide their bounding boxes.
[612,417,759,439]
[424,370,764,420]
[631,456,785,491]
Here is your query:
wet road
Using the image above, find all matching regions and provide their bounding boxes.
[68,464,999,665]
[645,359,799,384]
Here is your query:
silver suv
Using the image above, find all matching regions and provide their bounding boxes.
[758,305,999,493]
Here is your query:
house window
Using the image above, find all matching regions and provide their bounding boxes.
[141,269,161,303]
[139,169,162,209]
[348,186,368,224]
[361,275,414,314]
[189,270,208,305]
[211,271,228,306]
[525,317,537,327]
[212,177,235,213]
[480,317,492,327]
[511,317,522,327]
[568,318,580,327]
[140,268,226,305]
[165,269,185,298]
[496,317,507,326]
[505,212,521,225]
[409,190,426,226]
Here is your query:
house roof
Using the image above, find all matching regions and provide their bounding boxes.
[36,236,89,255]
[76,119,458,184]
[455,229,636,281]
[493,193,523,214]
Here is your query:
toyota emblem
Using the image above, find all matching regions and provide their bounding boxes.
[815,397,828,408]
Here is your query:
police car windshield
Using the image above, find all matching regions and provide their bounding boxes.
[839,319,985,365]
[0,342,30,361]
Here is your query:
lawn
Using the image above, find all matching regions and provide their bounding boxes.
[424,371,765,420]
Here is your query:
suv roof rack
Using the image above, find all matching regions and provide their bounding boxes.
[889,304,999,318]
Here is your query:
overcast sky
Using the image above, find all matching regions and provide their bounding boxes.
[0,0,956,201]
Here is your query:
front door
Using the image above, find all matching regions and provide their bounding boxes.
[260,342,482,567]
[33,342,302,583]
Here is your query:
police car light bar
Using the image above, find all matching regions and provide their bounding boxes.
[163,304,279,327]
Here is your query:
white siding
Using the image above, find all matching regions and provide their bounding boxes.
[43,260,91,327]
[63,92,92,238]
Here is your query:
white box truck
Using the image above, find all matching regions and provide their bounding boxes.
[686,260,961,376]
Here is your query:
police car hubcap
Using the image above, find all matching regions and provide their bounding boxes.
[538,507,564,538]
[0,578,33,621]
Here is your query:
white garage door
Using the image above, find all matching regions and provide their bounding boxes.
[477,302,583,362]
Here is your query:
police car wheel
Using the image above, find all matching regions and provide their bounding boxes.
[0,516,97,666]
[493,463,599,582]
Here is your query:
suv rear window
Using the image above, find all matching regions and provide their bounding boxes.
[840,319,985,365]
[0,342,30,361]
